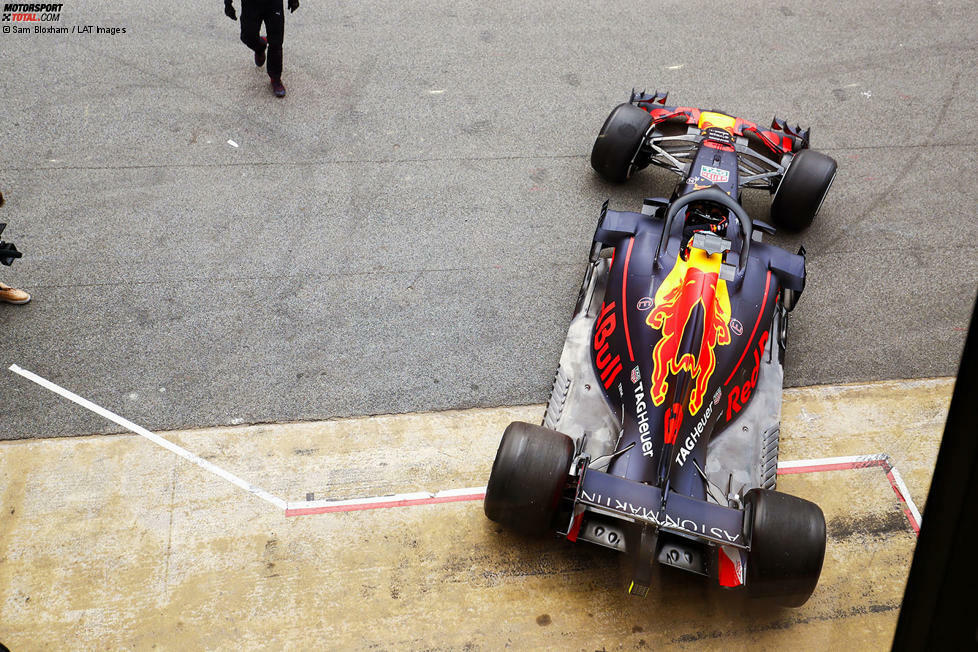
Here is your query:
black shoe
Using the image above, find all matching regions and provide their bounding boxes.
[255,36,267,67]
[270,78,286,97]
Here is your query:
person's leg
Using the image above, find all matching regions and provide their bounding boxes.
[239,0,266,55]
[262,0,285,82]
[251,34,267,67]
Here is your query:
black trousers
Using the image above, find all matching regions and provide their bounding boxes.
[240,0,285,79]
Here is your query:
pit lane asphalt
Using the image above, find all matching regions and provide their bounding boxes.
[1,0,976,439]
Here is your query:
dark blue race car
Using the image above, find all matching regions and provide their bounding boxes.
[483,91,837,607]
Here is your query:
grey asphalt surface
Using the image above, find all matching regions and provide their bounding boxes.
[1,0,975,439]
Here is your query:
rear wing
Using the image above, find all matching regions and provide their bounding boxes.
[577,467,747,549]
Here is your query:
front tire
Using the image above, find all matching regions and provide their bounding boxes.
[484,422,574,535]
[770,149,837,231]
[744,488,826,607]
[590,103,653,183]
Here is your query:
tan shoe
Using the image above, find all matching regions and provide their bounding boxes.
[0,282,31,304]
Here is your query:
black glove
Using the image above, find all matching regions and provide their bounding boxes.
[224,0,237,20]
[288,0,299,12]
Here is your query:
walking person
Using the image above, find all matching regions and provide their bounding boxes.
[225,0,299,97]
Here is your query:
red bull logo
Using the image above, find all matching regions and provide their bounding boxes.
[646,248,732,416]
[593,301,623,390]
[726,330,770,421]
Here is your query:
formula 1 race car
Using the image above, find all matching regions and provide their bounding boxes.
[483,92,834,607]
[590,90,837,231]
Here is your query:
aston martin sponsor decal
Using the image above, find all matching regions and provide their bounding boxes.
[580,489,741,543]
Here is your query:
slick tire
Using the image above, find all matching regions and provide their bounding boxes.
[484,422,574,536]
[590,103,654,183]
[744,488,826,607]
[770,149,837,231]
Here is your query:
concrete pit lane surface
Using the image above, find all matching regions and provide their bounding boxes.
[0,379,949,648]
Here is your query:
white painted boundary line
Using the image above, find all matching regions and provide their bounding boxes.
[285,487,488,516]
[777,453,888,469]
[777,454,923,533]
[887,464,924,528]
[8,364,924,533]
[9,364,287,510]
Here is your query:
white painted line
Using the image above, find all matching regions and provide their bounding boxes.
[287,456,923,536]
[286,487,488,516]
[6,361,926,533]
[8,364,287,510]
[286,486,487,512]
[886,464,924,527]
[435,486,487,498]
[294,491,433,511]
[777,453,887,469]
[777,452,922,533]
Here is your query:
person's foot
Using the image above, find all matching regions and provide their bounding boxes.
[270,77,286,97]
[255,36,267,67]
[0,282,31,305]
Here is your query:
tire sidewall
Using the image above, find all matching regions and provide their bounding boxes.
[770,149,837,232]
[484,422,574,535]
[590,103,653,183]
[745,488,827,606]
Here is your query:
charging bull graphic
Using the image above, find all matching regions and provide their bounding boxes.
[647,247,732,416]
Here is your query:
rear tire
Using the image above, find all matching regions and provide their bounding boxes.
[770,149,837,231]
[484,422,574,535]
[590,103,653,183]
[744,488,826,607]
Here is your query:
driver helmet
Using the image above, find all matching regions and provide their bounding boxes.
[680,200,729,255]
